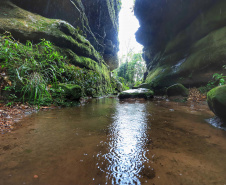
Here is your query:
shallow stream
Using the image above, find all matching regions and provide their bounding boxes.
[0,98,226,185]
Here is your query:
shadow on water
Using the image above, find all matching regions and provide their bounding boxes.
[98,101,149,185]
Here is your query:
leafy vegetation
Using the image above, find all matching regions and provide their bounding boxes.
[114,53,146,89]
[0,32,112,106]
[199,65,226,93]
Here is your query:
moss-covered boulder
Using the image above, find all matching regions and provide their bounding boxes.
[58,84,82,100]
[118,88,154,100]
[167,84,189,97]
[207,85,226,123]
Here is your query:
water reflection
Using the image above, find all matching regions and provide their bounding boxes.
[206,117,226,131]
[101,102,149,184]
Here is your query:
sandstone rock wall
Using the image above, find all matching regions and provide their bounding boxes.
[134,0,226,91]
[10,0,120,70]
[0,0,121,97]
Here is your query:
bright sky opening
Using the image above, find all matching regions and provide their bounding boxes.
[118,0,143,59]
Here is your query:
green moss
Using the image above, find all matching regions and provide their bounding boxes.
[58,84,82,100]
[179,26,226,73]
[166,83,189,97]
[0,1,101,63]
[63,49,110,81]
[139,0,226,90]
[145,66,164,84]
[165,0,226,55]
[207,85,226,122]
[0,0,118,102]
[144,22,226,89]
[145,65,172,87]
[106,0,118,28]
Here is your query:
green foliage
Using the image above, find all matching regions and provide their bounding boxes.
[199,66,226,93]
[117,0,122,10]
[212,73,226,86]
[118,77,129,90]
[114,53,146,88]
[134,80,142,87]
[0,32,104,106]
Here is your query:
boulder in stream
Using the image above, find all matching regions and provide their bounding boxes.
[118,88,154,100]
[166,83,189,97]
[207,85,226,124]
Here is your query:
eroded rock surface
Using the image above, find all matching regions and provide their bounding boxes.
[0,0,121,97]
[134,0,226,90]
[11,0,120,70]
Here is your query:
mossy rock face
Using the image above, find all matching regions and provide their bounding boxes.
[103,54,119,71]
[0,1,102,63]
[167,83,189,97]
[118,88,154,100]
[58,84,82,100]
[135,0,226,89]
[82,0,120,69]
[0,1,119,98]
[11,0,120,70]
[207,85,226,123]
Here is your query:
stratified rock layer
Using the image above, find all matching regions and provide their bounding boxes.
[134,0,226,90]
[0,0,121,97]
[10,0,120,70]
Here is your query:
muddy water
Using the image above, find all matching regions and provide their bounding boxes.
[0,98,226,185]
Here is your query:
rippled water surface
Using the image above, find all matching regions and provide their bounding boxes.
[100,102,149,184]
[0,98,226,185]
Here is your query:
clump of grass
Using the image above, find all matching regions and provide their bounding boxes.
[0,32,103,106]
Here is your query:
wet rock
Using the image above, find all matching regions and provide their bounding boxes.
[166,84,189,97]
[118,88,154,100]
[207,85,226,124]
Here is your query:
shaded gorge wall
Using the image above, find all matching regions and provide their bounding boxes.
[134,0,226,92]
